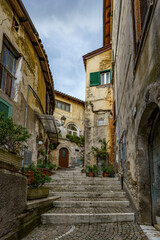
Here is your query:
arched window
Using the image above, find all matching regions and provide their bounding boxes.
[67,124,79,136]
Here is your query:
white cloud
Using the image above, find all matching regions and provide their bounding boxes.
[22,0,103,100]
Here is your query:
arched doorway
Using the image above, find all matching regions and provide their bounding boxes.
[137,103,160,225]
[149,112,160,226]
[59,148,69,168]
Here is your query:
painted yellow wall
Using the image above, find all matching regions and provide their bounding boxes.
[54,93,85,133]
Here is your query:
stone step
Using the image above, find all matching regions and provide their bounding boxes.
[47,185,121,191]
[50,179,120,185]
[41,213,135,224]
[49,191,126,198]
[53,200,130,208]
[51,176,119,181]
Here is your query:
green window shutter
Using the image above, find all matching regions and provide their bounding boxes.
[0,98,12,117]
[90,72,100,86]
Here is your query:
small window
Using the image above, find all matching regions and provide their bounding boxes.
[55,100,70,112]
[0,98,12,117]
[0,44,17,98]
[98,119,105,126]
[100,71,111,85]
[90,69,111,86]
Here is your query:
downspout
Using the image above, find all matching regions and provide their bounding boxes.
[21,84,45,168]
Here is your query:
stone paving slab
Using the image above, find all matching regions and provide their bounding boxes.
[48,206,131,213]
[56,197,126,201]
[53,200,130,208]
[49,191,126,198]
[22,222,148,240]
[140,225,160,240]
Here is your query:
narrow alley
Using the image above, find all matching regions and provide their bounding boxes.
[0,0,160,239]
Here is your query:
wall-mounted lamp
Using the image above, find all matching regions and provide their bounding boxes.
[61,115,66,126]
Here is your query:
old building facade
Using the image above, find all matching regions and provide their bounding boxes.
[83,0,114,168]
[112,0,160,226]
[0,0,57,165]
[50,90,85,168]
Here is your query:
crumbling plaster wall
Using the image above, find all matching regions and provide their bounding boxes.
[85,50,113,165]
[0,0,47,162]
[113,0,160,223]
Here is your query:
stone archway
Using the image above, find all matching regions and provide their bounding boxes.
[136,102,160,225]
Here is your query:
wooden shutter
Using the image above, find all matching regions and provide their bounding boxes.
[90,72,100,86]
[0,101,9,116]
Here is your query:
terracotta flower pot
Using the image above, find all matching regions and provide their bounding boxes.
[103,172,109,177]
[88,172,94,177]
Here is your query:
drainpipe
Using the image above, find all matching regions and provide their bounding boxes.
[21,84,45,168]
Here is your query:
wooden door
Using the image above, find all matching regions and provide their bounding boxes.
[59,148,69,168]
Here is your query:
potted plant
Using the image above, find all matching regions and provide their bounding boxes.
[93,165,99,177]
[102,165,109,177]
[85,165,94,177]
[24,163,51,200]
[0,113,31,171]
[107,166,115,177]
[37,148,57,176]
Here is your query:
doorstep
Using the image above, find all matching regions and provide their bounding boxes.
[27,196,60,210]
[140,225,160,240]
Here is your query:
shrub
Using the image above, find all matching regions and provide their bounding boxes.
[24,163,51,188]
[0,113,31,154]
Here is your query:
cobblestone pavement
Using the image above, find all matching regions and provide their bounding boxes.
[23,222,148,240]
[48,207,131,214]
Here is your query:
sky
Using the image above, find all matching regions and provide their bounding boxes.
[22,0,103,101]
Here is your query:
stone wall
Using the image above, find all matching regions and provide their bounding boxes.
[0,169,27,238]
[112,0,160,224]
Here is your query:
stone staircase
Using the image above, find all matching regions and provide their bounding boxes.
[41,168,135,225]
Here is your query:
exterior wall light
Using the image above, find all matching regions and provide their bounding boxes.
[61,115,66,126]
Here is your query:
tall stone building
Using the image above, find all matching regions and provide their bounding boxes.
[83,0,114,167]
[112,0,160,226]
[0,0,57,165]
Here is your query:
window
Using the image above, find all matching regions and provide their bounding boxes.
[100,72,111,85]
[0,98,12,117]
[55,100,70,112]
[131,0,154,57]
[67,124,79,136]
[98,119,105,126]
[0,44,17,98]
[90,69,111,87]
